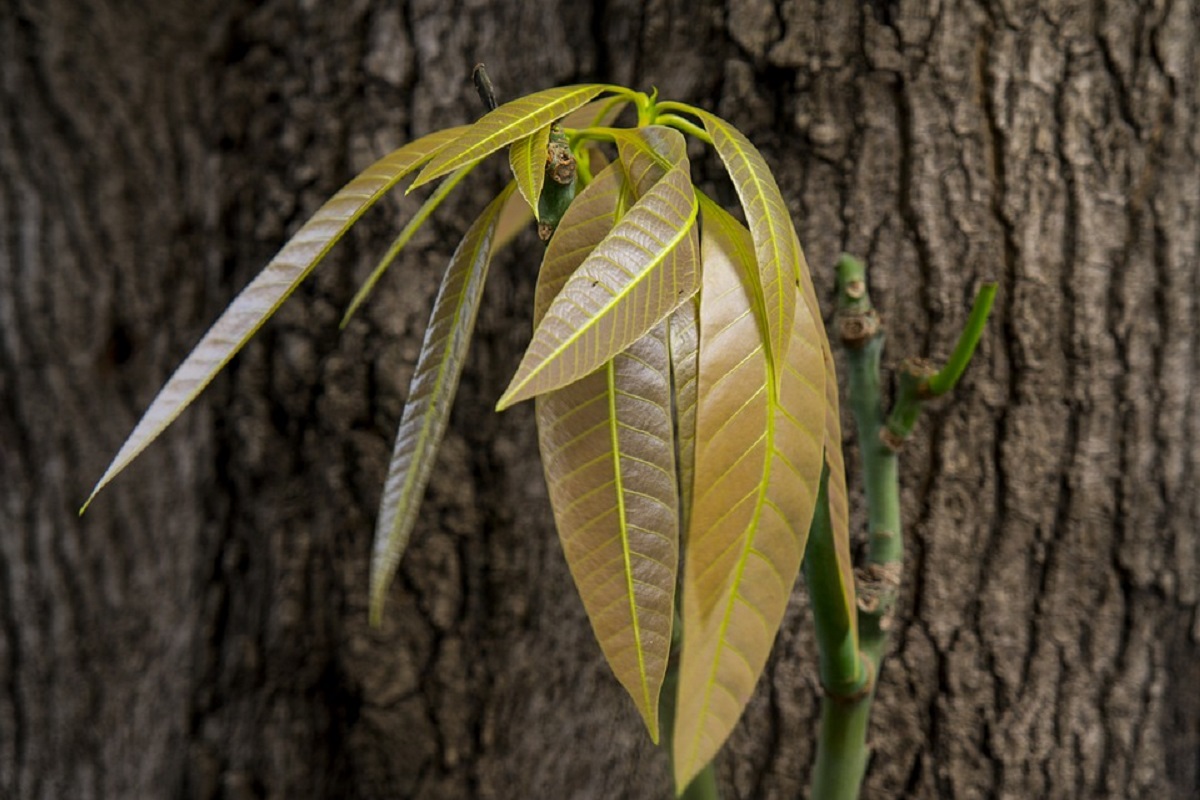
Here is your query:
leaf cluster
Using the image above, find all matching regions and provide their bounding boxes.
[82,83,855,791]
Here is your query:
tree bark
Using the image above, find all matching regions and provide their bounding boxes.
[1,1,1196,798]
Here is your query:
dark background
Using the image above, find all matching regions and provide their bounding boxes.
[2,1,1197,797]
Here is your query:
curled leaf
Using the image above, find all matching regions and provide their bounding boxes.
[509,125,552,220]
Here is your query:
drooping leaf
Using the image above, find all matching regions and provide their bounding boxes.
[821,345,856,631]
[497,128,699,409]
[535,325,678,743]
[81,125,467,511]
[509,125,552,220]
[341,163,476,328]
[668,296,700,535]
[672,202,826,789]
[691,107,802,385]
[369,183,516,624]
[533,169,676,741]
[790,211,855,627]
[411,84,611,189]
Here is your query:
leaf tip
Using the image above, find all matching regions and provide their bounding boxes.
[368,595,385,628]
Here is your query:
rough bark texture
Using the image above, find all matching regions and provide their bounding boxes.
[2,1,1197,798]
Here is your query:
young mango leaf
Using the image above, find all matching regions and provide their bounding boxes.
[789,215,856,625]
[672,202,826,789]
[341,163,476,328]
[821,346,856,631]
[509,124,552,220]
[533,167,676,741]
[497,128,699,409]
[535,325,678,743]
[410,84,611,189]
[369,183,516,624]
[81,125,467,512]
[689,107,803,386]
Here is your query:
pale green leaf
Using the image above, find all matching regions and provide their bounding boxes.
[498,129,699,409]
[692,108,801,385]
[369,183,516,624]
[535,323,678,743]
[81,126,467,512]
[509,125,552,220]
[341,163,475,329]
[411,84,610,189]
[672,202,826,789]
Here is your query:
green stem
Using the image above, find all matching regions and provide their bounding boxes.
[810,690,873,800]
[803,469,866,696]
[924,283,998,396]
[836,255,902,566]
[806,255,906,800]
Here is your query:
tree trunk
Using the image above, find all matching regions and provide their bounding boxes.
[2,1,1196,798]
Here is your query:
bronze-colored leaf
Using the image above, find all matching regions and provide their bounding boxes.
[692,108,801,385]
[535,324,678,742]
[672,202,826,789]
[82,125,467,511]
[498,128,699,409]
[411,84,610,189]
[369,183,516,623]
[533,170,676,741]
[821,345,856,631]
[534,161,633,318]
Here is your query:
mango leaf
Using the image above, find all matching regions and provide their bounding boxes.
[497,128,699,409]
[691,107,802,385]
[369,183,516,624]
[535,325,678,743]
[668,296,700,535]
[509,125,552,220]
[821,345,856,631]
[533,166,675,741]
[81,125,467,512]
[341,163,475,328]
[411,84,610,189]
[672,202,826,789]
[789,212,856,627]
